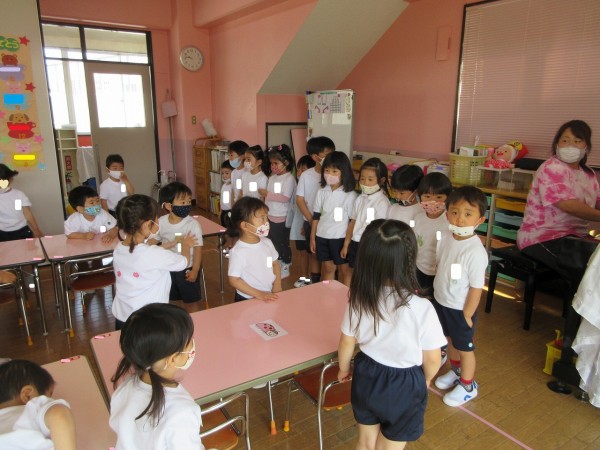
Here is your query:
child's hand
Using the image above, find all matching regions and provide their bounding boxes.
[182,232,198,248]
[340,244,349,259]
[464,314,473,328]
[310,237,316,254]
[337,369,352,383]
[161,240,178,250]
[101,233,114,244]
[85,232,95,240]
[256,291,279,302]
[120,172,129,182]
[185,269,199,282]
[300,227,305,237]
[0,271,17,284]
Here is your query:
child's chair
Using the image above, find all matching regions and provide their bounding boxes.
[283,360,352,450]
[64,254,115,320]
[200,391,251,450]
[0,268,33,345]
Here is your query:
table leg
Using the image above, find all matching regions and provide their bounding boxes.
[57,262,74,337]
[268,381,276,435]
[51,261,61,310]
[485,193,496,253]
[16,268,32,346]
[219,232,225,296]
[33,265,48,336]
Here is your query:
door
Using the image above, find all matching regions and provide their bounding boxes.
[85,62,157,197]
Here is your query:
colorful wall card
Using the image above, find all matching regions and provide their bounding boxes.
[0,33,44,170]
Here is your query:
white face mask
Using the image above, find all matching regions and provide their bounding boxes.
[448,223,475,237]
[360,184,380,195]
[324,174,340,186]
[556,146,586,164]
[109,170,122,180]
[244,161,253,171]
[173,340,195,371]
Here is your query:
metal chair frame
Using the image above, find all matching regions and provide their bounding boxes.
[200,391,251,450]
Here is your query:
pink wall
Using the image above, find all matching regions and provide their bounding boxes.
[193,0,284,27]
[339,0,473,160]
[209,0,316,146]
[256,94,306,147]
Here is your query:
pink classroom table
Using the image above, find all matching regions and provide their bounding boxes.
[193,214,227,293]
[91,280,349,404]
[43,355,116,450]
[40,234,117,335]
[0,238,48,342]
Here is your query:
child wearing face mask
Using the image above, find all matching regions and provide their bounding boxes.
[433,186,488,407]
[387,164,424,224]
[99,154,135,218]
[228,140,249,205]
[110,303,206,450]
[240,145,268,201]
[341,158,390,286]
[64,186,118,243]
[0,164,43,241]
[413,172,453,297]
[227,197,281,302]
[265,144,297,279]
[150,182,204,312]
[112,195,197,329]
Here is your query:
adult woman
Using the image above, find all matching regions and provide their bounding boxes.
[517,119,600,290]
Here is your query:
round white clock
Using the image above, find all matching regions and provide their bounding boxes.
[179,46,204,71]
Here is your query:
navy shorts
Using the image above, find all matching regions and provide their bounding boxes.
[346,240,360,268]
[0,225,33,242]
[416,269,435,299]
[302,221,312,254]
[315,236,347,266]
[169,269,201,303]
[220,209,232,229]
[351,352,427,442]
[431,299,477,351]
[295,239,307,251]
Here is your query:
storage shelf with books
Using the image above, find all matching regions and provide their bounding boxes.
[193,137,223,214]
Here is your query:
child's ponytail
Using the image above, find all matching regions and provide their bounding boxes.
[115,195,159,253]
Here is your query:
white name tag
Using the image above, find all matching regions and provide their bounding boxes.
[266,256,273,268]
[334,207,343,222]
[14,199,22,210]
[366,207,374,224]
[120,184,126,193]
[409,220,415,228]
[235,179,242,190]
[249,182,257,192]
[451,263,462,280]
[436,231,442,241]
[274,182,281,194]
[100,225,107,233]
[222,191,230,204]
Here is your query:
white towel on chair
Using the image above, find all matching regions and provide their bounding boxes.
[76,146,97,183]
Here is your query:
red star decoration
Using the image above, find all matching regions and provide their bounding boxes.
[25,82,35,92]
[19,36,30,46]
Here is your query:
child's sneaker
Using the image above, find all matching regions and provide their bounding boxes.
[280,262,291,279]
[293,277,310,288]
[434,368,460,390]
[443,380,478,407]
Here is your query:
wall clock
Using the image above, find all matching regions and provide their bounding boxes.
[179,46,203,72]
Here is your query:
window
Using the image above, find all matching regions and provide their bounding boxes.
[94,73,145,128]
[454,0,600,166]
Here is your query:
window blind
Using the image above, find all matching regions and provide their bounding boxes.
[455,0,600,167]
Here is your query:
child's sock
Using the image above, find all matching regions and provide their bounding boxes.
[310,273,321,283]
[459,377,474,392]
[450,359,461,375]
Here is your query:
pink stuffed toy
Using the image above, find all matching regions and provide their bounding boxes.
[484,141,528,169]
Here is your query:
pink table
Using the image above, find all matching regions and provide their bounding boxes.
[43,355,116,450]
[193,214,227,293]
[91,281,349,404]
[40,234,117,334]
[0,238,48,342]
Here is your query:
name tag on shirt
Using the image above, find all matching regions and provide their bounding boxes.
[249,182,258,192]
[366,207,374,224]
[120,184,126,193]
[222,191,230,204]
[266,256,273,268]
[236,179,242,190]
[14,199,22,210]
[334,207,343,222]
[451,263,462,280]
[274,182,281,194]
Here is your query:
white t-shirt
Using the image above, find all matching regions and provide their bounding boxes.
[340,288,446,368]
[313,186,356,239]
[288,197,304,241]
[296,168,322,221]
[99,178,127,211]
[220,181,233,211]
[413,210,449,276]
[387,203,421,225]
[228,237,279,299]
[0,188,31,231]
[0,396,70,450]
[230,167,245,202]
[240,170,267,199]
[63,210,117,235]
[433,230,489,310]
[350,190,390,242]
[112,243,188,322]
[265,172,296,219]
[155,215,203,267]
[110,376,204,450]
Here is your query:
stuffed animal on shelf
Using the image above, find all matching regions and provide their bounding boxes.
[484,140,528,169]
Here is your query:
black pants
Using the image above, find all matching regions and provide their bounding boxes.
[268,220,291,264]
[0,225,33,242]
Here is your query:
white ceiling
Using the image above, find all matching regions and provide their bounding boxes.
[260,0,409,94]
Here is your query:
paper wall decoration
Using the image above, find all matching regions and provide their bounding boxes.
[0,33,44,171]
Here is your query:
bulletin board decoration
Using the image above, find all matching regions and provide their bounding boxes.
[0,33,45,171]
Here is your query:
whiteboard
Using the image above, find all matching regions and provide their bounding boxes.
[307,90,354,158]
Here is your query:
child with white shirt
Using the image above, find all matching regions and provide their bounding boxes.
[227,197,281,302]
[110,303,205,450]
[387,164,424,224]
[99,154,134,217]
[341,158,390,285]
[265,144,296,279]
[240,145,268,201]
[433,186,488,407]
[310,151,357,282]
[0,164,43,241]
[64,186,118,243]
[337,219,446,448]
[112,194,197,329]
[295,137,335,286]
[0,359,76,450]
[228,140,249,205]
[154,182,203,312]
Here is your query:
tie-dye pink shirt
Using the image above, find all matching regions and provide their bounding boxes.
[517,156,600,249]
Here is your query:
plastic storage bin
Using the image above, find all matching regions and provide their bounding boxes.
[449,153,487,185]
[496,198,526,213]
[494,211,523,227]
[492,225,518,241]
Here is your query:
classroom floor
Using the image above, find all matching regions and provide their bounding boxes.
[1,209,600,450]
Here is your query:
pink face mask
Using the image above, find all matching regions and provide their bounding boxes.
[421,200,445,215]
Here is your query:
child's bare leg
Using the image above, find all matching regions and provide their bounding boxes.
[321,260,336,280]
[356,423,380,450]
[338,263,352,286]
[309,252,320,275]
[458,350,476,380]
[446,338,460,364]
